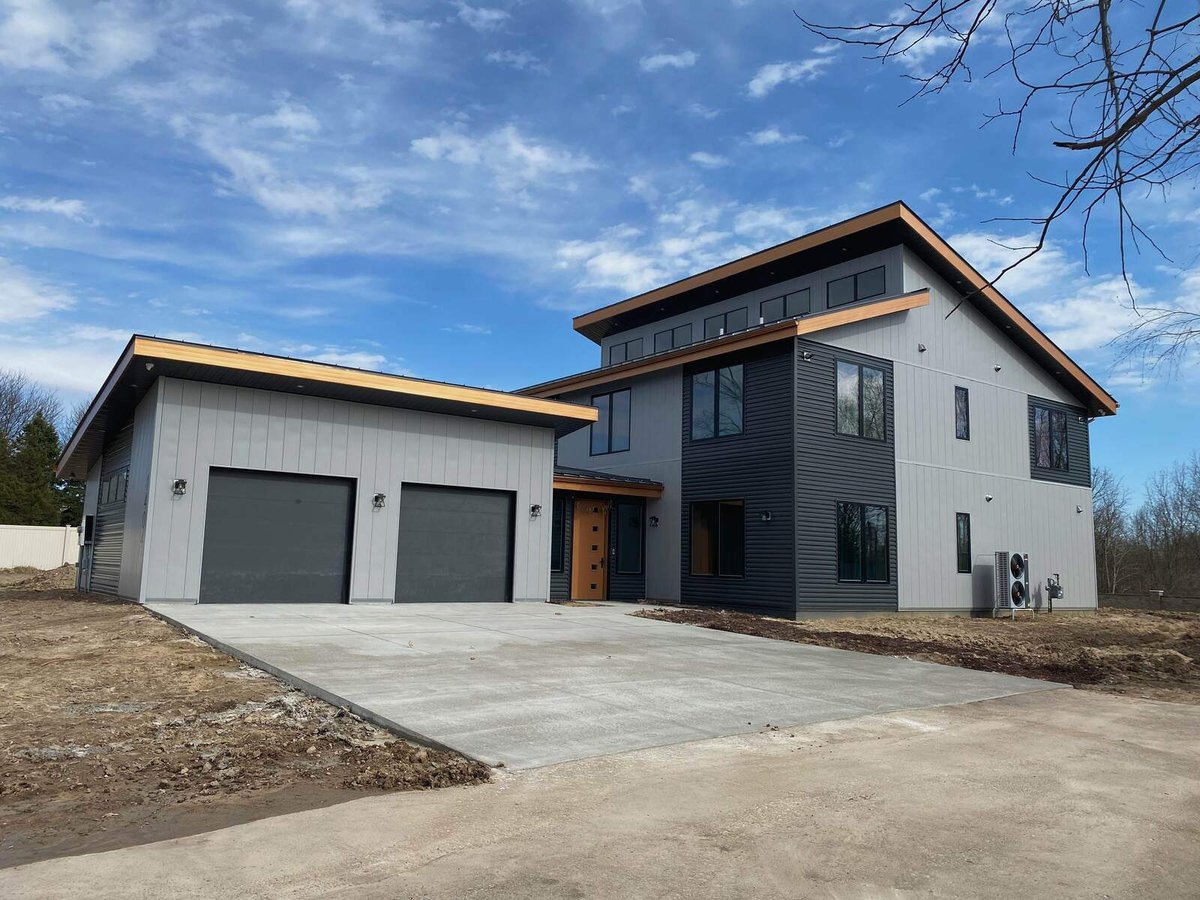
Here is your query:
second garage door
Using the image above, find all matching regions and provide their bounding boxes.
[199,469,355,603]
[395,484,514,602]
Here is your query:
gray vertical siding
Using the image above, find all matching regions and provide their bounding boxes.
[142,378,555,603]
[1027,395,1092,487]
[118,382,159,601]
[794,338,899,614]
[680,344,795,616]
[554,369,683,601]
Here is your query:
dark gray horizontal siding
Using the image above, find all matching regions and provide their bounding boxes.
[90,425,133,597]
[795,338,898,614]
[550,492,573,600]
[1028,395,1091,487]
[681,344,795,616]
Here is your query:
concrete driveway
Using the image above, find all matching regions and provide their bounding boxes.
[149,601,1056,768]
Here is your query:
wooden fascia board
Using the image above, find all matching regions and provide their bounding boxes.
[527,289,930,398]
[132,337,599,423]
[55,336,137,478]
[893,208,1119,415]
[552,477,664,498]
[572,202,906,335]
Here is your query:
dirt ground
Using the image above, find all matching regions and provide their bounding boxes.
[0,572,489,868]
[636,606,1200,703]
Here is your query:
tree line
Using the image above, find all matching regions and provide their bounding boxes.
[0,369,86,527]
[1094,455,1200,599]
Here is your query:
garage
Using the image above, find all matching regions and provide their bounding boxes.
[395,484,514,602]
[198,468,355,604]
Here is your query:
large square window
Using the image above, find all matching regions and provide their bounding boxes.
[837,501,890,583]
[690,500,744,576]
[691,364,744,440]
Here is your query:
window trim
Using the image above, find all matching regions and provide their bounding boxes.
[614,500,644,575]
[590,388,631,456]
[689,499,745,578]
[955,385,971,441]
[956,512,971,574]
[835,359,886,442]
[836,501,891,584]
[1032,403,1070,471]
[827,265,887,308]
[690,363,745,442]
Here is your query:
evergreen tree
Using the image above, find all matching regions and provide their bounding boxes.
[5,413,61,525]
[0,430,16,524]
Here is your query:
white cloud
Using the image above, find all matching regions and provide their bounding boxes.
[747,57,833,98]
[896,33,958,72]
[455,3,509,32]
[0,258,74,322]
[639,50,697,72]
[443,323,492,334]
[0,0,157,76]
[0,195,89,220]
[251,100,321,138]
[689,151,729,169]
[485,49,546,72]
[39,91,91,113]
[310,349,389,369]
[919,187,942,202]
[683,102,720,119]
[747,126,803,146]
[411,124,594,192]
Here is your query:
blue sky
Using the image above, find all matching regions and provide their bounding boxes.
[0,0,1196,499]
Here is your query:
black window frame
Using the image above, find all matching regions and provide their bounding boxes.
[827,266,887,308]
[835,360,886,442]
[690,363,744,441]
[1032,404,1069,470]
[550,496,565,573]
[956,512,971,574]
[615,500,644,575]
[955,385,970,441]
[590,388,631,456]
[689,499,745,577]
[607,337,644,367]
[653,323,693,354]
[703,307,749,340]
[836,501,890,584]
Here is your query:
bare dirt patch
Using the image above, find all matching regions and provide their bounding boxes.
[0,586,489,868]
[635,607,1200,703]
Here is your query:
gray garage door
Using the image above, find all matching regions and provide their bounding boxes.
[395,484,514,602]
[199,469,355,604]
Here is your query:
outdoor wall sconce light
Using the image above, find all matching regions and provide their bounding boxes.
[373,493,386,509]
[800,350,814,361]
[917,343,927,353]
[1076,505,1084,514]
[648,515,660,528]
[994,364,1002,372]
[529,504,542,518]
[760,510,773,523]
[985,494,994,503]
[172,479,187,496]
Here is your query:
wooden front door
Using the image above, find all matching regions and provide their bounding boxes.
[571,500,609,601]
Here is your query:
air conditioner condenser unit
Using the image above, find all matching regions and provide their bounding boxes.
[994,551,1031,618]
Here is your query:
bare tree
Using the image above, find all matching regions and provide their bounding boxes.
[0,369,63,445]
[1130,453,1200,595]
[1091,466,1130,594]
[799,2,1200,367]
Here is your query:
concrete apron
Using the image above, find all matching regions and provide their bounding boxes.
[147,601,1060,769]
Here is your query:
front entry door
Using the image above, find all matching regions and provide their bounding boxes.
[571,500,609,600]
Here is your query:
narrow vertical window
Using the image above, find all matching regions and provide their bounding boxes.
[836,361,860,436]
[590,389,630,455]
[690,502,717,575]
[690,500,744,576]
[717,365,744,436]
[862,366,885,440]
[616,501,643,574]
[691,370,716,441]
[551,497,565,573]
[955,386,970,441]
[956,512,971,574]
[836,502,862,581]
[590,393,610,455]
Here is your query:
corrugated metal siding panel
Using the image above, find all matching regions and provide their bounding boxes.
[89,425,133,596]
[142,378,555,603]
[1027,395,1091,487]
[608,497,646,601]
[549,492,573,600]
[794,338,898,613]
[118,383,159,601]
[680,344,795,615]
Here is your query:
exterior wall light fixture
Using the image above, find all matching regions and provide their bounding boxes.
[373,493,386,509]
[760,510,773,522]
[985,494,994,503]
[648,515,660,527]
[530,504,542,518]
[172,479,187,496]
[800,350,814,361]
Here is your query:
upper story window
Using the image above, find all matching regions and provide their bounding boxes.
[608,338,644,366]
[591,388,631,455]
[760,289,812,324]
[654,323,693,354]
[827,266,887,308]
[691,364,744,441]
[836,360,885,441]
[837,501,889,583]
[955,386,970,441]
[703,307,749,340]
[1032,404,1068,470]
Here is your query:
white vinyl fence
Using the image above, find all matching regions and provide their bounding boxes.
[0,524,78,569]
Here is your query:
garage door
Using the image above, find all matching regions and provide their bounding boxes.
[395,484,514,602]
[199,469,355,603]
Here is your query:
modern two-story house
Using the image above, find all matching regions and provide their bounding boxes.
[60,201,1113,615]
[523,202,1116,616]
